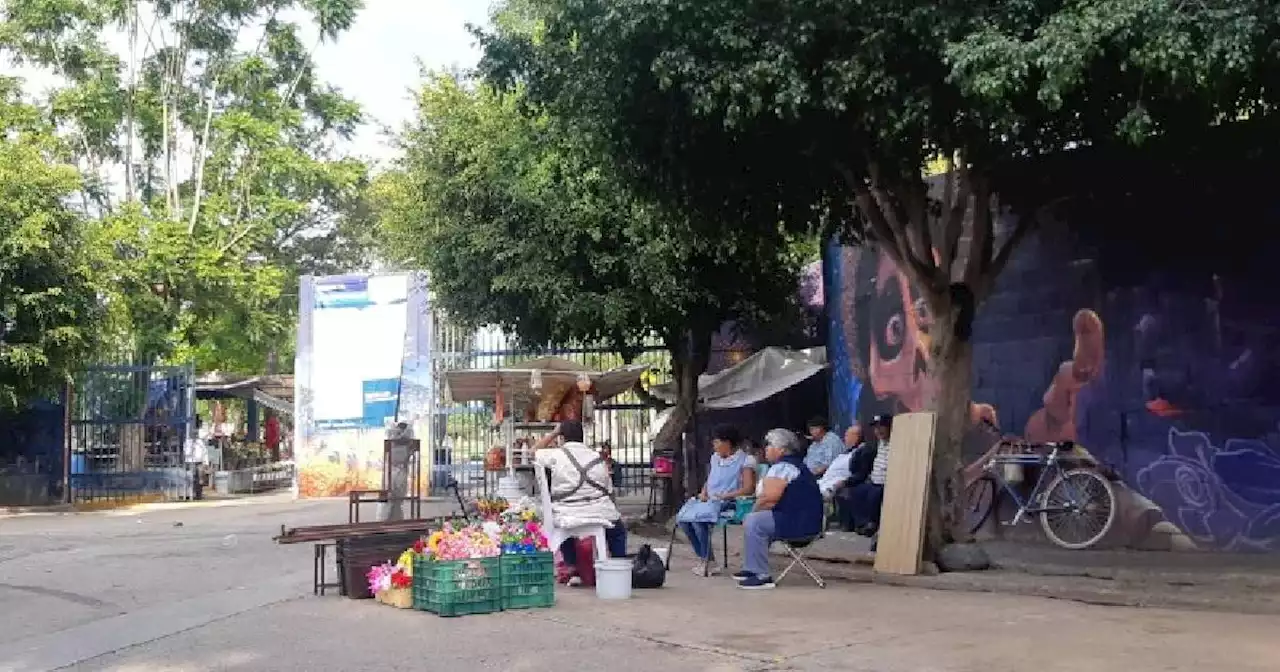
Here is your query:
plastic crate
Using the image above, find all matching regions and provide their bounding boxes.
[500,552,556,610]
[412,556,503,617]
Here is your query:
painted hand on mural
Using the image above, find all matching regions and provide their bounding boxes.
[1023,310,1104,444]
[961,307,1190,549]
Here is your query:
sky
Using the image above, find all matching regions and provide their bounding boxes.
[311,0,493,164]
[6,0,493,169]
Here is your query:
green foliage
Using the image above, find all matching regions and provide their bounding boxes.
[0,0,373,374]
[376,73,803,362]
[476,0,1280,296]
[0,79,102,408]
[473,0,1280,538]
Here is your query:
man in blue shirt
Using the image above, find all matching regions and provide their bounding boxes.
[803,416,844,478]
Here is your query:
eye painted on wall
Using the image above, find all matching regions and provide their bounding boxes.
[914,297,932,333]
[872,280,906,361]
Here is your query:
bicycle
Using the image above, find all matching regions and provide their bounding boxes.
[964,439,1118,550]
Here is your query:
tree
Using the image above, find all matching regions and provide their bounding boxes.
[477,0,1280,555]
[0,78,102,409]
[1,0,372,372]
[374,72,805,496]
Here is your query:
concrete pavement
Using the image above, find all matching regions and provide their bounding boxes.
[2,498,1278,671]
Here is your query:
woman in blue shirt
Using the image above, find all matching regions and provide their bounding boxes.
[675,424,758,576]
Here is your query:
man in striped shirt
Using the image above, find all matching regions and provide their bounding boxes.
[848,414,892,536]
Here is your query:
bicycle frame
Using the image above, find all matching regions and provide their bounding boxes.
[982,445,1071,525]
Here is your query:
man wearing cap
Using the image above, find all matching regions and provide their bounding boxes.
[845,414,893,535]
[804,416,844,477]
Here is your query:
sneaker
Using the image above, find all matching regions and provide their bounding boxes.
[566,576,583,587]
[738,575,775,590]
[691,561,707,576]
[731,570,754,582]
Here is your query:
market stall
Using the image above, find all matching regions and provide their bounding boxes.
[443,357,647,501]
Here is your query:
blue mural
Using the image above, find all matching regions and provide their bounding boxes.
[825,214,1280,552]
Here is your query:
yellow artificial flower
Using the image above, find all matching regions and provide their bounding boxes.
[397,550,415,575]
[427,531,445,556]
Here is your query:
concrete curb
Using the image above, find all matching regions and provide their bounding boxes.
[0,503,75,517]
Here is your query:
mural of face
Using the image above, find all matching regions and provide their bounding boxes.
[827,241,1216,551]
[867,250,935,413]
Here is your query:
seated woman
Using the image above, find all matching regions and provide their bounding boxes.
[532,421,627,584]
[734,428,823,590]
[675,424,758,576]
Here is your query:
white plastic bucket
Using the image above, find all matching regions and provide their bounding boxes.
[652,547,670,565]
[594,559,633,600]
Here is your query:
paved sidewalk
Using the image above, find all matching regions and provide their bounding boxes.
[635,522,1280,615]
[45,563,1280,672]
[4,497,1279,671]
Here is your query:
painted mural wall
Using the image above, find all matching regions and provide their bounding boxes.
[825,204,1280,552]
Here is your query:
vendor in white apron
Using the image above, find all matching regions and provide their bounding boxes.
[675,424,758,576]
[532,421,627,581]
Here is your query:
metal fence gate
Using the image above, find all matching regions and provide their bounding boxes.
[426,319,670,501]
[68,365,195,503]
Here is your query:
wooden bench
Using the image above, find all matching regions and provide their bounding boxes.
[276,519,440,595]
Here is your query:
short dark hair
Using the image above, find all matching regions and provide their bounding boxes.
[807,416,829,431]
[559,420,584,443]
[710,424,741,445]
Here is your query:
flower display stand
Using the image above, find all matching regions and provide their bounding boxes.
[412,556,503,617]
[500,551,555,610]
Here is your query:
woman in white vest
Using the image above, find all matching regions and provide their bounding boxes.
[532,421,626,580]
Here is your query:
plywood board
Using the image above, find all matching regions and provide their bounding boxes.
[873,412,936,576]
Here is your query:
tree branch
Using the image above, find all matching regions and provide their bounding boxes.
[938,157,969,276]
[978,202,1042,298]
[962,173,993,288]
[835,160,939,292]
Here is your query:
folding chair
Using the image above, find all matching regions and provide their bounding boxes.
[666,503,744,575]
[774,511,827,588]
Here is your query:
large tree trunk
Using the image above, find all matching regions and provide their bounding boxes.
[650,328,712,513]
[923,284,977,557]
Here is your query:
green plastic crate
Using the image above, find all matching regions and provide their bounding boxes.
[500,552,556,610]
[412,556,503,617]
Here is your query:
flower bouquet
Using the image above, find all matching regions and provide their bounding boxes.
[500,520,550,555]
[424,521,502,561]
[475,497,509,521]
[367,562,413,608]
[499,499,542,525]
[414,522,504,616]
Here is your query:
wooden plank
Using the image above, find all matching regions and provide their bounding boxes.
[274,518,440,544]
[873,412,936,576]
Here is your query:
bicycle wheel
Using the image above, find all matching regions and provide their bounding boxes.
[1039,468,1117,550]
[964,476,997,536]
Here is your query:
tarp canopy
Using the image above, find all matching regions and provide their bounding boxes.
[651,346,827,411]
[444,357,648,404]
[195,374,294,416]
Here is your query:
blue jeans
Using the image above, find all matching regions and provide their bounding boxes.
[742,510,776,577]
[559,520,628,566]
[680,521,716,561]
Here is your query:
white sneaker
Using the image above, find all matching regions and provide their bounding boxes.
[691,561,707,576]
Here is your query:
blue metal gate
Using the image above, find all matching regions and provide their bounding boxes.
[68,365,194,503]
